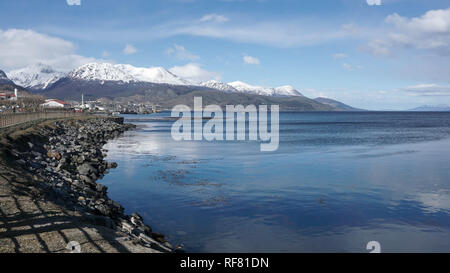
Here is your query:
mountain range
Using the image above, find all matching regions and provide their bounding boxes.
[408,105,450,111]
[0,69,28,93]
[7,63,65,90]
[7,63,304,97]
[3,62,361,111]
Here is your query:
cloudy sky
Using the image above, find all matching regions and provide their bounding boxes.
[1,0,450,110]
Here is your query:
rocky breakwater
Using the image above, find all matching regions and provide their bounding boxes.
[2,117,179,253]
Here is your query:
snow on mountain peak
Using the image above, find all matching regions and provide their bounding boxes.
[228,81,274,96]
[228,81,254,90]
[68,63,135,82]
[5,62,303,97]
[200,80,238,93]
[228,81,302,97]
[7,63,65,89]
[68,63,192,85]
[130,65,191,85]
[274,85,303,96]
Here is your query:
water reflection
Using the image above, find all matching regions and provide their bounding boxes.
[101,112,450,252]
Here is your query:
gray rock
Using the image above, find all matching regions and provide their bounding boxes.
[131,212,143,221]
[16,159,26,165]
[95,204,111,216]
[96,184,107,194]
[77,163,96,176]
[79,175,93,184]
[72,180,83,189]
[107,162,118,169]
[143,224,152,236]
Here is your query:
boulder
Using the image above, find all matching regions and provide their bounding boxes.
[107,162,118,169]
[47,151,61,160]
[151,232,166,243]
[131,212,143,221]
[77,163,96,176]
[96,183,108,194]
[143,224,153,236]
[95,204,111,216]
[79,175,93,184]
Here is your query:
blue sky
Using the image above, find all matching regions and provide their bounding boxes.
[1,0,450,110]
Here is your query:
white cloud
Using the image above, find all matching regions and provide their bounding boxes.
[154,19,356,48]
[400,84,450,96]
[200,14,229,23]
[333,53,348,59]
[342,63,363,71]
[43,13,361,49]
[123,44,137,55]
[166,44,199,61]
[342,63,353,70]
[364,39,392,56]
[366,0,381,6]
[169,63,221,83]
[243,55,260,65]
[102,51,110,58]
[66,0,81,6]
[365,8,450,56]
[0,28,95,71]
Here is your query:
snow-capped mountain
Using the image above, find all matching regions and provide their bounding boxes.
[7,63,65,90]
[7,62,304,98]
[67,63,302,96]
[274,85,304,97]
[68,63,192,86]
[199,80,238,93]
[228,81,303,97]
[32,62,355,110]
[228,81,274,96]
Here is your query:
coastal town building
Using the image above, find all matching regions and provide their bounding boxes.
[0,93,16,101]
[0,89,18,101]
[40,99,71,108]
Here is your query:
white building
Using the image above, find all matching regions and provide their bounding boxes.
[0,92,16,101]
[41,99,71,108]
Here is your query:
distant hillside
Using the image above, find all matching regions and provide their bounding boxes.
[0,83,28,93]
[120,89,336,111]
[314,97,363,111]
[0,70,14,85]
[9,62,365,111]
[0,69,29,94]
[408,105,450,111]
[43,78,336,111]
[42,78,199,100]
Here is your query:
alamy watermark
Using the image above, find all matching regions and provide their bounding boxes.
[66,241,81,253]
[366,241,381,253]
[171,97,279,152]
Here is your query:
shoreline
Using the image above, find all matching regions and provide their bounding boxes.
[0,116,178,253]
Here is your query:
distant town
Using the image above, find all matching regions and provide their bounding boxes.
[0,88,162,115]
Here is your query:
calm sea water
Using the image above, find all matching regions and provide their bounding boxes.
[101,112,450,253]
